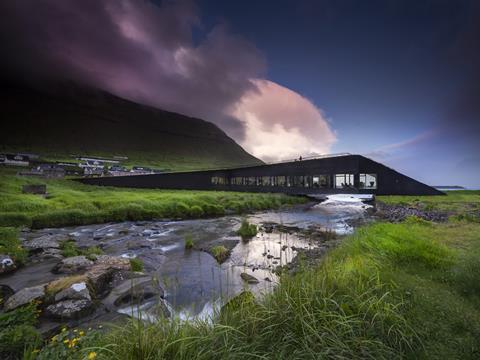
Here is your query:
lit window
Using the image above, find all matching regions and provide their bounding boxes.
[359,174,377,189]
[335,174,354,188]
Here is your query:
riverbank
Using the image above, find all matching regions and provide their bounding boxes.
[0,168,306,229]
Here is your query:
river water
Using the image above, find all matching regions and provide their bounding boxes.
[10,194,373,322]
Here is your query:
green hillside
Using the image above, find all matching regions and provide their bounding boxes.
[0,80,262,171]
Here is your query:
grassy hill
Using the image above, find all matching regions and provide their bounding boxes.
[0,80,262,170]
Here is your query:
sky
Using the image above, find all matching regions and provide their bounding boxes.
[1,0,479,187]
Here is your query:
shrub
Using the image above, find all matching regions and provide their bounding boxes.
[184,234,194,249]
[0,303,40,358]
[189,205,204,218]
[0,212,32,227]
[0,227,27,265]
[59,241,103,259]
[130,258,144,272]
[237,219,258,238]
[31,209,87,228]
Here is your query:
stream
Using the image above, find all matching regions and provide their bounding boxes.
[4,194,374,323]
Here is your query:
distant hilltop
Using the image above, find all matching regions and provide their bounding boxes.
[434,186,466,190]
[0,79,262,171]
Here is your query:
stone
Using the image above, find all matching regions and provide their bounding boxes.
[24,234,66,251]
[0,254,16,274]
[240,272,259,284]
[22,184,47,195]
[103,276,163,309]
[45,299,94,320]
[85,266,116,297]
[53,256,94,274]
[147,300,171,318]
[94,255,131,270]
[84,256,130,296]
[55,282,91,302]
[4,284,45,311]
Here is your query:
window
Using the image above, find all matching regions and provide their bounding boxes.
[359,174,377,189]
[276,176,286,186]
[211,176,227,185]
[313,175,330,188]
[335,174,354,188]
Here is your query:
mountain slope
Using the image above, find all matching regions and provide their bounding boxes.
[0,80,262,170]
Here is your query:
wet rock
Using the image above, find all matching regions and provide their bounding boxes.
[85,267,116,297]
[55,282,91,302]
[37,248,63,260]
[45,299,94,320]
[104,276,163,309]
[4,284,45,311]
[53,256,94,274]
[266,254,274,259]
[0,255,16,274]
[376,202,448,223]
[148,300,171,318]
[0,285,14,308]
[264,277,272,282]
[84,256,131,297]
[240,272,259,284]
[23,234,66,251]
[94,255,131,270]
[281,245,288,251]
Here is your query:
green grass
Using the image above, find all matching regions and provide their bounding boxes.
[0,168,305,229]
[0,227,27,265]
[0,303,40,359]
[184,234,194,250]
[59,240,103,260]
[378,190,480,214]
[237,219,258,239]
[129,258,144,272]
[210,245,229,263]
[32,219,476,359]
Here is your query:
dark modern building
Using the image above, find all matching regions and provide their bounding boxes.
[78,154,443,196]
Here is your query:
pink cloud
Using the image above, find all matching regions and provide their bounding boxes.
[232,80,337,161]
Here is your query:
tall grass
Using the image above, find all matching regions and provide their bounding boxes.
[34,220,479,359]
[0,168,305,229]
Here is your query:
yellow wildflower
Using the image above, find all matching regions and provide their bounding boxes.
[63,339,69,344]
[62,327,67,332]
[79,331,85,336]
[88,352,97,360]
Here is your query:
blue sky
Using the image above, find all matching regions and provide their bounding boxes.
[198,0,480,187]
[2,0,478,186]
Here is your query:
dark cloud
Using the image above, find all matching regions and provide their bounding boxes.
[0,0,266,141]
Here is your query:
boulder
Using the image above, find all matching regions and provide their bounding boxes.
[45,299,94,320]
[146,300,171,318]
[24,234,66,251]
[77,256,132,297]
[4,284,45,311]
[240,272,259,284]
[0,254,16,274]
[53,256,93,274]
[103,276,163,309]
[22,184,47,195]
[85,266,116,297]
[94,255,131,270]
[55,282,91,302]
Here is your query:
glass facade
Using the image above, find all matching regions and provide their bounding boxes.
[359,173,377,189]
[211,173,376,190]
